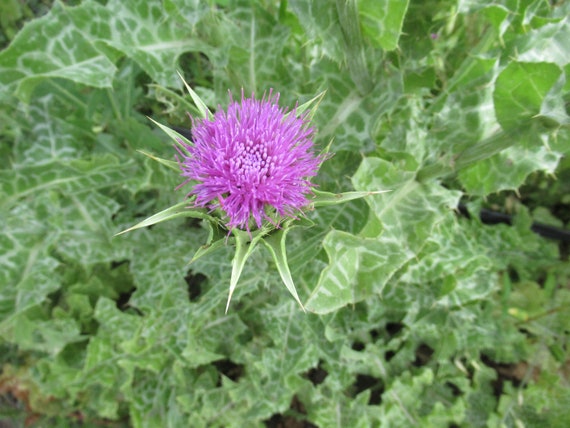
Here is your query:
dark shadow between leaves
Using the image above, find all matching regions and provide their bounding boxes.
[303,360,328,386]
[212,359,244,386]
[386,322,405,337]
[351,341,365,351]
[115,286,142,316]
[481,354,538,398]
[413,343,435,367]
[350,374,384,405]
[263,395,317,428]
[184,270,207,302]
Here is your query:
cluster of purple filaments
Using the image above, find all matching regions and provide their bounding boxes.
[176,90,323,232]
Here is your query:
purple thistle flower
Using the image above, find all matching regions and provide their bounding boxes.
[176,90,324,232]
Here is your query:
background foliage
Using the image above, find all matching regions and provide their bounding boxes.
[1,0,570,426]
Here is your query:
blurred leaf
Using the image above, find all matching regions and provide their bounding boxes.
[359,0,409,51]
[458,139,561,195]
[493,61,561,131]
[512,18,570,67]
[288,0,345,62]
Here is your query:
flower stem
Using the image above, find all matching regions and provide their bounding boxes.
[416,127,526,182]
[336,0,373,95]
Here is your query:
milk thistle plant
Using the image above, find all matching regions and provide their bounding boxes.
[118,75,383,312]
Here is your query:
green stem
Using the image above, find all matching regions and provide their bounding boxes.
[336,0,373,95]
[414,158,454,183]
[416,127,524,182]
[515,302,570,326]
[49,80,88,110]
[454,128,521,168]
[416,27,512,183]
[438,29,498,97]
[106,88,122,121]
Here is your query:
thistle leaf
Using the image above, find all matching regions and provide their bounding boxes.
[262,228,306,312]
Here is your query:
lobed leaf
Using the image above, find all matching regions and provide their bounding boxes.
[493,61,562,131]
[359,0,410,51]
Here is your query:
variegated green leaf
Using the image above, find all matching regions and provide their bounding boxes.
[0,155,136,210]
[359,0,410,51]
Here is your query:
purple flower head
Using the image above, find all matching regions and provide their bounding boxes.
[177,90,324,232]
